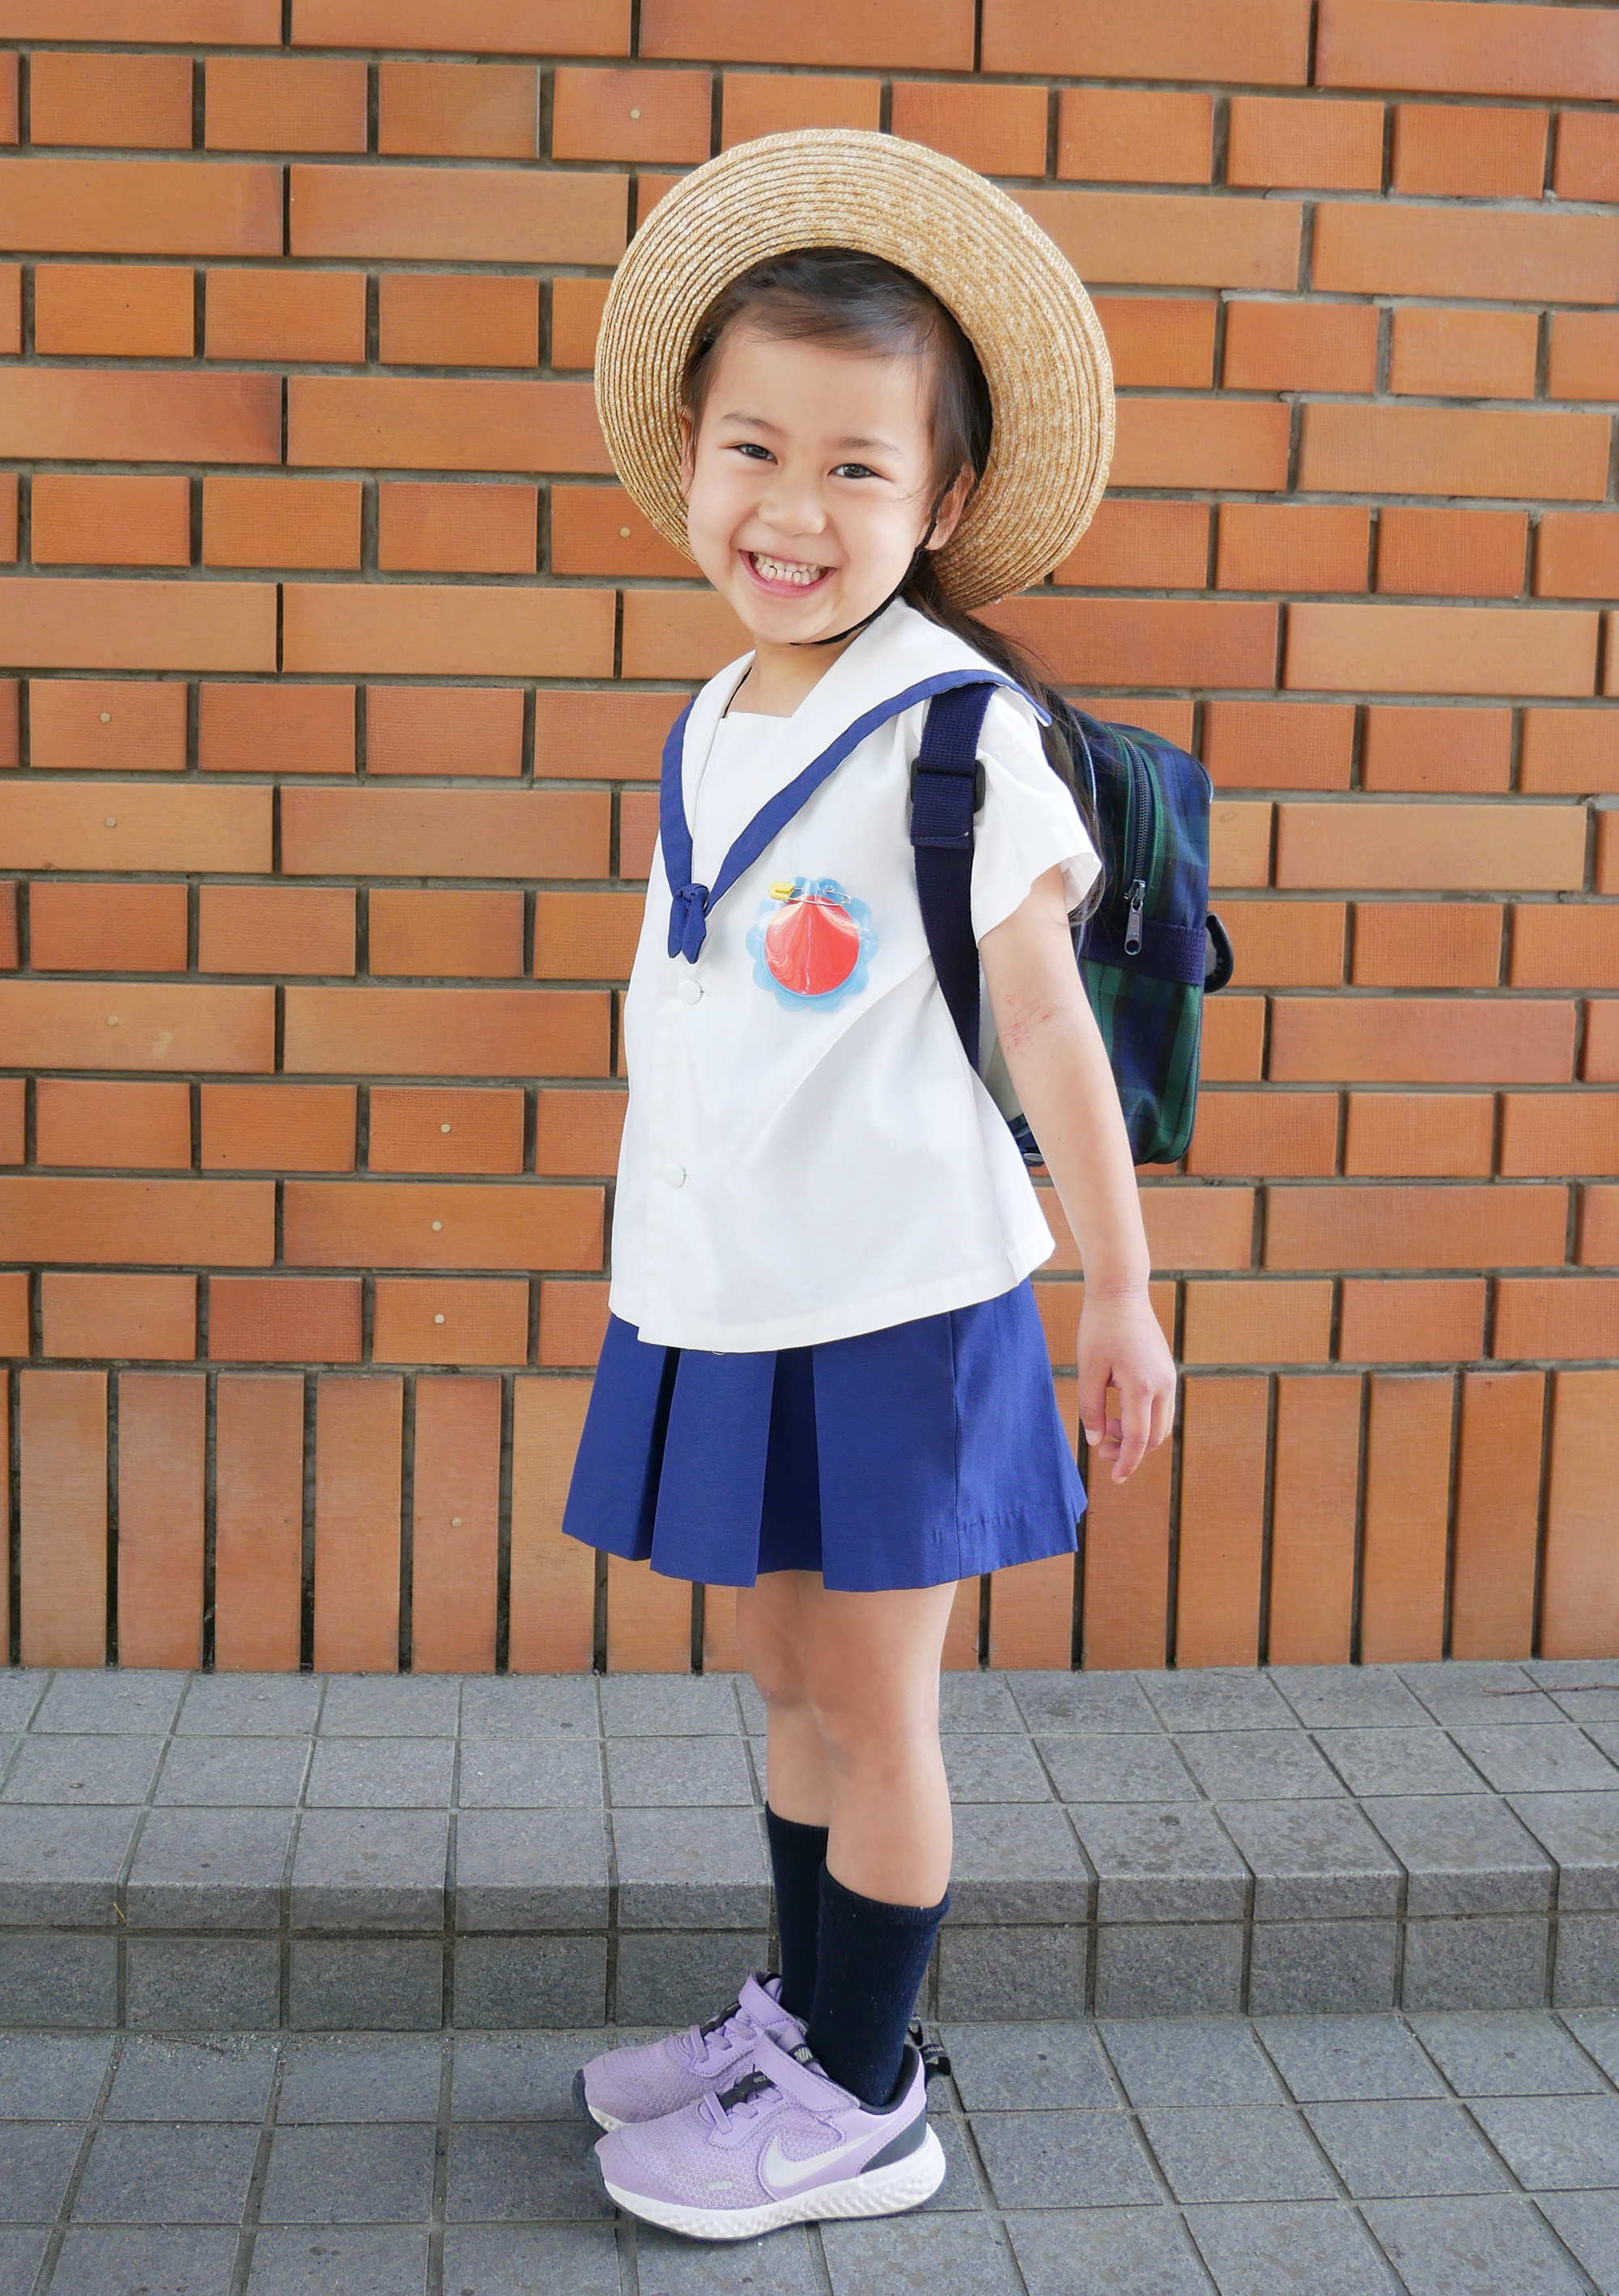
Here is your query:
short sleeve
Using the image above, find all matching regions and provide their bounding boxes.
[969,686,1102,941]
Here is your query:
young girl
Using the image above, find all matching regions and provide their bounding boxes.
[565,130,1177,2241]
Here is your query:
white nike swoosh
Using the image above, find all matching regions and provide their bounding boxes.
[759,2130,877,2196]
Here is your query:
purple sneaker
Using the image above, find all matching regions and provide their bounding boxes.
[593,2029,945,2239]
[575,1973,804,2132]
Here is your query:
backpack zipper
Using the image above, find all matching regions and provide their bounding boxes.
[1121,742,1154,957]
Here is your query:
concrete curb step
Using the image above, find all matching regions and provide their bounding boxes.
[1,1660,1617,2033]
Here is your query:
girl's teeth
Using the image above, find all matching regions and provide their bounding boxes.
[751,554,823,586]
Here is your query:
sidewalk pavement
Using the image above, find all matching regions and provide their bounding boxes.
[2,1658,1618,2029]
[4,2010,1619,2294]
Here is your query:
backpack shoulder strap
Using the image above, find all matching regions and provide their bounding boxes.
[911,681,996,1071]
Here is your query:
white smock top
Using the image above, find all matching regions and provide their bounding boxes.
[610,599,1100,1353]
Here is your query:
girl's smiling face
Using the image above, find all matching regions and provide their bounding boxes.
[678,327,972,673]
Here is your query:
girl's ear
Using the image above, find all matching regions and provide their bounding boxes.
[925,460,976,553]
[677,409,695,497]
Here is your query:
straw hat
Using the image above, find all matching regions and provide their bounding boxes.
[593,129,1115,613]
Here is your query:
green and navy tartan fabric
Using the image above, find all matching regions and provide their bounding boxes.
[1060,700,1220,1168]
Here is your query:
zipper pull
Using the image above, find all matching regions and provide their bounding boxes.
[1124,877,1146,956]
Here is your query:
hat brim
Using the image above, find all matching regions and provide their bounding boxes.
[593,129,1115,614]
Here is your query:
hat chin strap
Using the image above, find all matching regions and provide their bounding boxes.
[789,494,945,651]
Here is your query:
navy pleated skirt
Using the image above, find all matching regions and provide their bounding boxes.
[559,1280,1085,1594]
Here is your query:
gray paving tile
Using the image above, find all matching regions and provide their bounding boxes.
[247,2226,431,2295]
[0,1804,141,1925]
[1511,1793,1619,1911]
[1071,1805,1248,1924]
[937,1924,1087,2022]
[1413,2012,1608,2099]
[1451,1727,1619,1796]
[1403,1917,1553,2013]
[1215,1800,1401,1921]
[1305,2100,1510,2199]
[0,2121,82,2221]
[1363,1795,1555,1916]
[1009,1673,1165,1735]
[1538,2192,1619,2296]
[0,1934,118,2027]
[317,1677,460,1738]
[1558,1916,1619,2010]
[127,1940,281,2032]
[290,1810,449,1930]
[1188,2201,1399,2295]
[948,1804,1094,1923]
[154,1736,309,1806]
[305,1738,456,1809]
[125,1807,295,1929]
[49,2226,241,2296]
[919,2110,978,2211]
[1247,1920,1400,2017]
[1553,1691,1619,1725]
[1271,1667,1428,1730]
[1176,1732,1346,1802]
[454,1810,610,1932]
[455,1739,602,1810]
[1399,1663,1562,1728]
[440,2225,621,2295]
[1472,2095,1619,2189]
[32,1671,186,1735]
[941,2021,1117,2111]
[1256,2015,1444,2103]
[275,2035,444,2123]
[736,1679,766,1733]
[106,2035,278,2121]
[942,1733,1053,1802]
[598,1676,738,1738]
[1564,2009,1619,2085]
[1363,2195,1590,2295]
[287,1940,444,2032]
[73,2122,260,2223]
[1007,2208,1210,2296]
[820,2209,1019,2294]
[1094,1925,1246,2018]
[1141,1672,1297,1734]
[0,1735,18,1786]
[259,2123,436,2222]
[451,2031,656,2120]
[610,1807,769,1927]
[1102,2019,1282,2107]
[636,2222,820,2293]
[606,1734,754,1808]
[2,1733,164,1805]
[1137,2107,1336,2204]
[176,1674,323,1737]
[458,1676,598,1740]
[1039,1734,1197,1805]
[0,1673,49,1731]
[0,2031,116,2118]
[1315,1729,1489,1799]
[444,2120,610,2221]
[452,1935,608,2030]
[936,1672,1026,1729]
[1527,1662,1619,1693]
[614,1929,769,2028]
[0,2231,49,2293]
[972,2107,1161,2208]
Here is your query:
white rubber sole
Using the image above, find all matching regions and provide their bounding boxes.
[601,2124,947,2242]
[589,2103,623,2133]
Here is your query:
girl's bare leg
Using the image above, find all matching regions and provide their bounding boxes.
[736,1572,958,1904]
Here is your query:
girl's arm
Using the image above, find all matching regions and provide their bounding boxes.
[979,864,1178,1481]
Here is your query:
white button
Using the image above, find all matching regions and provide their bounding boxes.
[677,976,702,1005]
[662,1161,686,1188]
[431,1219,443,1231]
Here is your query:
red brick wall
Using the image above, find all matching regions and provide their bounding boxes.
[2,0,1615,1677]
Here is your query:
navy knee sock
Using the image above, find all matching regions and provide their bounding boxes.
[764,1806,829,2022]
[805,1866,949,2110]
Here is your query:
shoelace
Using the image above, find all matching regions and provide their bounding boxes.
[674,1999,755,2071]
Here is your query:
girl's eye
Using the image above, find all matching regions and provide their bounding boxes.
[834,463,879,481]
[730,443,773,461]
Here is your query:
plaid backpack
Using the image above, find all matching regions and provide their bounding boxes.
[910,681,1234,1169]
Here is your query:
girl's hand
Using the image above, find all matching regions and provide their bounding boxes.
[1077,1288,1177,1483]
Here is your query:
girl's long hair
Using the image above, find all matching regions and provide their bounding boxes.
[680,248,1104,915]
